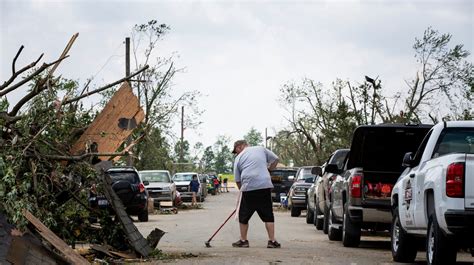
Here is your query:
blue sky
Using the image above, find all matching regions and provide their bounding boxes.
[1,0,473,149]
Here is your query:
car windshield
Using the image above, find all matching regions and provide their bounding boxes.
[270,170,297,182]
[433,128,474,157]
[173,174,196,181]
[109,172,139,184]
[140,171,170,182]
[297,168,315,181]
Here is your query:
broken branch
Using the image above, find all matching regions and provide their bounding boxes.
[62,65,150,105]
[0,50,44,91]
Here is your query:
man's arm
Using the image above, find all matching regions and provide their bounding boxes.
[268,158,279,171]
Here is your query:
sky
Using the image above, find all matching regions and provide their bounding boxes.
[1,0,473,150]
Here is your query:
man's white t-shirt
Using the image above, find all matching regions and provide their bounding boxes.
[233,146,278,192]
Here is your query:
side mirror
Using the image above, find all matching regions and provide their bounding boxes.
[143,181,150,186]
[402,152,414,168]
[311,166,322,176]
[324,163,341,174]
[288,176,295,181]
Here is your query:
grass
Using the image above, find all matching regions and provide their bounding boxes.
[219,174,234,182]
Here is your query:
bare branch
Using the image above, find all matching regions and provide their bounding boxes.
[1,55,69,99]
[1,51,44,91]
[31,152,130,161]
[12,45,24,74]
[62,65,149,105]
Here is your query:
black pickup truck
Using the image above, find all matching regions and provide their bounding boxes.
[270,167,298,202]
[326,124,431,247]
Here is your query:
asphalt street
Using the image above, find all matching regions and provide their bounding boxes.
[136,187,474,265]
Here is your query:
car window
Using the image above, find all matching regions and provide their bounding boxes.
[296,168,315,181]
[270,170,297,182]
[433,127,474,158]
[173,174,196,181]
[140,171,170,182]
[412,129,433,164]
[109,172,140,184]
[330,150,349,169]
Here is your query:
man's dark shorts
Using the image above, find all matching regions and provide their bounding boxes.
[239,188,274,224]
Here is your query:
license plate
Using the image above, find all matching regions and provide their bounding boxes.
[98,199,108,206]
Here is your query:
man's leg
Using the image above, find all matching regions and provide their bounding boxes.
[239,223,249,241]
[265,222,275,241]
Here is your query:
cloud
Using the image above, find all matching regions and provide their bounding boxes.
[1,0,472,149]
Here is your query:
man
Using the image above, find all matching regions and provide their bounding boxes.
[232,140,281,248]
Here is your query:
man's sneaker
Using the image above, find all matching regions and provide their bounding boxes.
[267,240,281,248]
[232,239,249,248]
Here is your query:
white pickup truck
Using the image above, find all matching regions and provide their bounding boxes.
[391,121,474,265]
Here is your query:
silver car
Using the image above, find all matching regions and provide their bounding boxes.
[140,170,176,207]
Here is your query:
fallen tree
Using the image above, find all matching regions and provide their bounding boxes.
[0,33,164,261]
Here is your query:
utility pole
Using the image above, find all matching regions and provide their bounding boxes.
[265,127,268,148]
[125,37,133,166]
[180,106,184,163]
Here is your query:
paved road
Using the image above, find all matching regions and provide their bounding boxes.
[136,187,474,265]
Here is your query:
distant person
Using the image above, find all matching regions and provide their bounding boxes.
[218,176,223,193]
[213,177,220,194]
[223,177,228,192]
[189,175,200,206]
[232,140,281,248]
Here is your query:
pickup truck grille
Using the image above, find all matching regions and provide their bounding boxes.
[177,185,189,192]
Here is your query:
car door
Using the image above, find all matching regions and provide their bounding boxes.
[400,130,432,229]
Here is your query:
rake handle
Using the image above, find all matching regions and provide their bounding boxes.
[206,209,236,242]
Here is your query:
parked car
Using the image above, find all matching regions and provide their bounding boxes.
[288,166,321,219]
[314,149,350,233]
[307,164,324,225]
[326,123,431,246]
[391,121,474,265]
[172,172,204,202]
[89,166,149,222]
[139,170,176,207]
[270,167,298,202]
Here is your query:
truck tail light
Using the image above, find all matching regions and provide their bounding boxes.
[351,174,362,198]
[139,183,146,193]
[446,162,464,198]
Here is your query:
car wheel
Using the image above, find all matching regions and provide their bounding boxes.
[323,205,329,234]
[138,209,149,222]
[391,207,417,262]
[342,203,361,247]
[291,206,301,217]
[327,206,342,241]
[314,197,324,230]
[306,203,314,224]
[426,213,457,265]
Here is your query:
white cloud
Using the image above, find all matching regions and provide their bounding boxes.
[1,0,472,150]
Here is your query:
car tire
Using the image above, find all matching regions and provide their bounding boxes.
[306,203,314,224]
[138,209,149,222]
[342,203,361,247]
[323,205,329,234]
[391,207,417,262]
[426,213,457,265]
[291,206,301,217]
[314,197,324,230]
[327,207,342,241]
